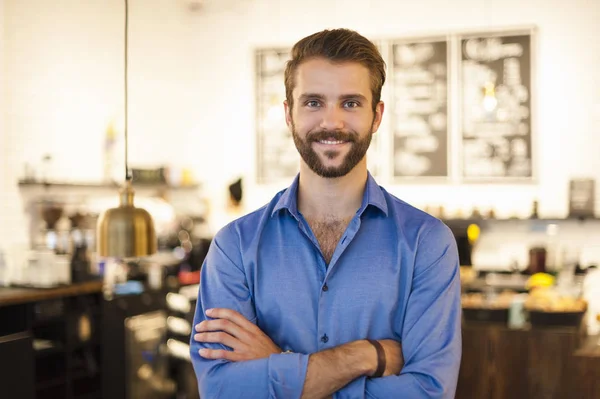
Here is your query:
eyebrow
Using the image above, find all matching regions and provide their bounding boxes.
[298,93,368,103]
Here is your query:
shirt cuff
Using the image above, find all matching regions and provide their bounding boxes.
[268,352,310,399]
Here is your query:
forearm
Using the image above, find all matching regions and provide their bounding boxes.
[300,340,375,399]
[334,373,452,399]
[365,372,453,399]
[192,353,310,399]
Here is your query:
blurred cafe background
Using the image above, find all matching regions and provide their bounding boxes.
[0,0,599,398]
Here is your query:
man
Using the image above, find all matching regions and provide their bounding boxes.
[190,28,462,398]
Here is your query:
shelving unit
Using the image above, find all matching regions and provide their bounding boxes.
[16,178,206,253]
[18,180,201,191]
[31,292,104,399]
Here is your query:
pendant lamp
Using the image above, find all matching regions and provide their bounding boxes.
[96,0,157,258]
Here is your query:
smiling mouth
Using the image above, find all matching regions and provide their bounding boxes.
[317,139,347,145]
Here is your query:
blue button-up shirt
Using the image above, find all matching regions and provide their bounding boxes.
[190,173,462,398]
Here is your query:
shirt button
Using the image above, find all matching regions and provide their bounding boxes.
[322,283,329,292]
[321,334,329,343]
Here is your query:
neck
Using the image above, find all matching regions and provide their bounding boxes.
[297,159,368,221]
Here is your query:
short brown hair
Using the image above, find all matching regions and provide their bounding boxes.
[284,28,386,112]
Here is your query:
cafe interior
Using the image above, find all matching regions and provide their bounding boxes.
[1,0,599,398]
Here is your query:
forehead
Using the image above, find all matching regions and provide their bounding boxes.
[293,58,372,99]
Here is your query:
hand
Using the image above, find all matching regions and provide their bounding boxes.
[378,339,404,377]
[194,308,282,362]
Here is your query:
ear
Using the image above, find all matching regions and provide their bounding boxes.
[284,100,292,128]
[371,101,385,133]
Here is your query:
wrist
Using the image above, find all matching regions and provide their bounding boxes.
[356,340,378,376]
[365,339,386,378]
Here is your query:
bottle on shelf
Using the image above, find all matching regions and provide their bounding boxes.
[530,200,539,219]
[103,121,117,183]
[544,223,560,273]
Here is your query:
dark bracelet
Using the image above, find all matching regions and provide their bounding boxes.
[366,339,386,378]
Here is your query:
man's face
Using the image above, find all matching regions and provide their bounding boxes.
[284,58,384,178]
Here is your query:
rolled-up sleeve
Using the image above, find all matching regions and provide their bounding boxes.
[190,225,309,398]
[334,220,462,399]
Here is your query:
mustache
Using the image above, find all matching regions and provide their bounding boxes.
[307,130,357,142]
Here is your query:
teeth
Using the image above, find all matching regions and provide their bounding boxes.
[319,140,344,145]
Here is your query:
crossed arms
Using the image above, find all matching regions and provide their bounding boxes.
[193,307,404,399]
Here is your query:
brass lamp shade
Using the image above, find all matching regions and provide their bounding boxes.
[97,180,157,258]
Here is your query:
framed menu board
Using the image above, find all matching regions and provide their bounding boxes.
[364,41,388,179]
[569,178,595,218]
[255,48,298,184]
[390,38,449,179]
[459,30,534,180]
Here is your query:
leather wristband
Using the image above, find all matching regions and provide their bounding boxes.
[366,339,386,378]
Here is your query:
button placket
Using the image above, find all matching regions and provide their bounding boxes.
[326,217,361,277]
[318,276,329,348]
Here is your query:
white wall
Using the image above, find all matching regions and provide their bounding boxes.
[0,0,18,247]
[0,0,4,188]
[1,0,599,248]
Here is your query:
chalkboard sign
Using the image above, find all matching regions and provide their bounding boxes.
[390,39,449,178]
[460,31,534,180]
[255,48,298,184]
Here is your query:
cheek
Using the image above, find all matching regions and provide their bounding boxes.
[348,114,374,131]
[293,110,319,131]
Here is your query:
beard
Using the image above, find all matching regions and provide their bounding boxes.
[291,119,374,178]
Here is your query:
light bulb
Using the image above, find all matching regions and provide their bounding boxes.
[482,82,497,112]
[483,94,497,112]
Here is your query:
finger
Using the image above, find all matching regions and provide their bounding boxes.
[198,348,241,361]
[194,331,240,349]
[196,319,245,338]
[205,308,261,334]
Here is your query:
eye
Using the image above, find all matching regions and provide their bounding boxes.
[305,100,320,108]
[344,101,360,108]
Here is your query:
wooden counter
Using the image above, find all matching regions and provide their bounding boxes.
[457,323,600,399]
[574,335,600,358]
[0,280,105,398]
[0,280,103,307]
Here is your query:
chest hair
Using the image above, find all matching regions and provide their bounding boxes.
[306,217,352,265]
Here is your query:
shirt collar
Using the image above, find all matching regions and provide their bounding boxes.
[271,172,388,218]
[271,174,301,218]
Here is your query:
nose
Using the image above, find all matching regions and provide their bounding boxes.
[319,105,345,131]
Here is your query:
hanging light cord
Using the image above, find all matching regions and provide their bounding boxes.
[124,0,130,181]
